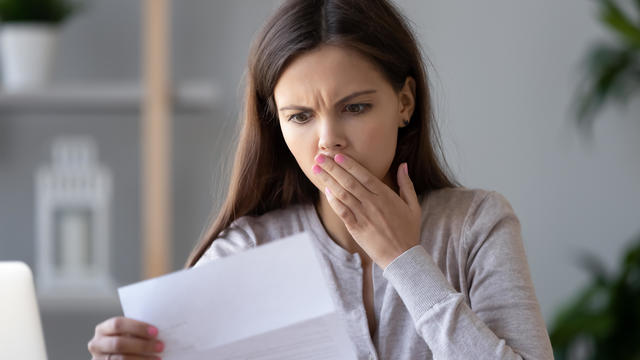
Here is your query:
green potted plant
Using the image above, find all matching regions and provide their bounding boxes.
[0,0,82,92]
[549,232,640,359]
[571,0,640,137]
[550,0,640,358]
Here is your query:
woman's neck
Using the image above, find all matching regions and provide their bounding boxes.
[315,195,364,256]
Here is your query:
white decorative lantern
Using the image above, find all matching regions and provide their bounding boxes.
[35,136,117,307]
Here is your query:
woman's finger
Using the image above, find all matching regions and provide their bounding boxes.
[314,154,372,200]
[313,164,363,216]
[397,162,420,212]
[94,354,160,360]
[332,153,383,195]
[95,317,158,340]
[89,335,164,356]
[324,186,358,226]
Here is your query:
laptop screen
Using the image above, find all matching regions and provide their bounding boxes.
[0,261,48,360]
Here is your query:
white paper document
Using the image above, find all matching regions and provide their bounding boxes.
[118,232,358,360]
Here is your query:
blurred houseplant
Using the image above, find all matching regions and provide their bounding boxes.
[571,0,640,137]
[549,233,640,359]
[0,0,81,92]
[550,0,640,359]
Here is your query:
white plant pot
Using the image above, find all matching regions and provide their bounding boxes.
[0,24,59,92]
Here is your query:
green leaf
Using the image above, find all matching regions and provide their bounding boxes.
[573,43,637,130]
[599,0,640,48]
[0,0,81,24]
[622,232,640,289]
[551,233,640,357]
[550,283,613,347]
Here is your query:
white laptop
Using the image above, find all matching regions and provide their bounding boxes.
[0,261,48,360]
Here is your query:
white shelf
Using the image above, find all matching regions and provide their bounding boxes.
[38,292,122,313]
[0,81,222,112]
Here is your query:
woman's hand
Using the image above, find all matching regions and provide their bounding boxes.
[88,316,164,360]
[312,153,422,269]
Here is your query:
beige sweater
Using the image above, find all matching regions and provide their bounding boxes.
[195,187,553,359]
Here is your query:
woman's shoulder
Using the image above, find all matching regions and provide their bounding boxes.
[422,186,515,215]
[418,187,525,293]
[420,187,520,247]
[229,203,310,244]
[194,203,309,266]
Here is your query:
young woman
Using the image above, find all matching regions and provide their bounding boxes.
[88,0,553,359]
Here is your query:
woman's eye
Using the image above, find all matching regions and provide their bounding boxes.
[344,103,370,114]
[286,104,370,123]
[288,112,311,123]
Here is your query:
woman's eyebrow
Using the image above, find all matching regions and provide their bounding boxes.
[278,89,377,112]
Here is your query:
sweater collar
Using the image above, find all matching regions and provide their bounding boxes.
[300,202,363,269]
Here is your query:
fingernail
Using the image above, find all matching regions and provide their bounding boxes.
[155,341,164,352]
[334,154,345,164]
[312,164,322,174]
[314,154,325,164]
[148,326,158,337]
[324,187,332,197]
[404,163,408,175]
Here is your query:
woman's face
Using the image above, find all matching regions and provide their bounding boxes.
[273,45,415,193]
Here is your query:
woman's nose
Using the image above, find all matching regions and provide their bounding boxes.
[317,116,347,151]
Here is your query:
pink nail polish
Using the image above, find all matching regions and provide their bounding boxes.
[404,163,408,175]
[148,326,158,337]
[315,154,325,164]
[334,154,345,164]
[324,187,332,197]
[312,164,322,174]
[155,341,164,352]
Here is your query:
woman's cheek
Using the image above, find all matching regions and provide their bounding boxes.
[285,133,320,186]
[360,127,397,179]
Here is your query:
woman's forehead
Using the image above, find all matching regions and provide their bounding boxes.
[273,45,389,106]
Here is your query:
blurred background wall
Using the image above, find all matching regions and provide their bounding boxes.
[0,0,638,359]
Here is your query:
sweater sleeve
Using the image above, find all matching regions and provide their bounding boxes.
[382,191,553,359]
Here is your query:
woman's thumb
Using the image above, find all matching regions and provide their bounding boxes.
[397,162,419,210]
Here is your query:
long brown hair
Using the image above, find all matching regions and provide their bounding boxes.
[185,0,460,268]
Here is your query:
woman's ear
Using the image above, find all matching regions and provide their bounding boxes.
[398,76,416,128]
